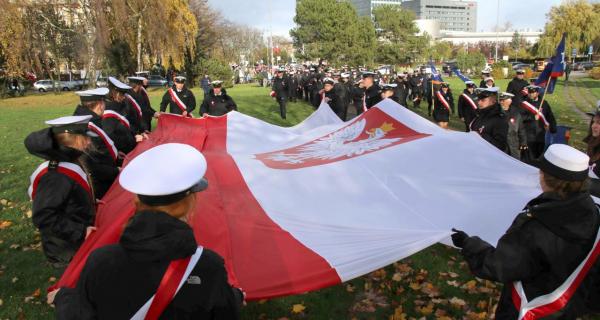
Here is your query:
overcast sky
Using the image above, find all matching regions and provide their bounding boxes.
[207,0,562,37]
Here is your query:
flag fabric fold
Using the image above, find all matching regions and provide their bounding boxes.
[535,33,566,94]
[429,59,444,84]
[53,100,543,300]
[452,67,472,83]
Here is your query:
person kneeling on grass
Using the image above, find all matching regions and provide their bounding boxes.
[50,143,244,319]
[452,144,600,319]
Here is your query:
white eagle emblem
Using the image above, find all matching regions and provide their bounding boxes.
[264,119,401,164]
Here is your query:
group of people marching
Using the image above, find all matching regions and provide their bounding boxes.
[25,76,244,318]
[22,65,600,319]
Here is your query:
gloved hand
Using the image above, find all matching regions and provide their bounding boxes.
[451,228,469,248]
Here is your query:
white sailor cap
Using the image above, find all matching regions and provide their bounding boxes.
[108,77,131,91]
[516,69,525,74]
[475,87,500,98]
[277,67,286,72]
[341,72,350,78]
[499,92,515,100]
[211,80,223,87]
[174,76,186,83]
[526,85,542,92]
[484,76,495,82]
[465,80,475,86]
[361,71,377,78]
[323,77,335,85]
[127,76,146,84]
[537,144,589,181]
[481,70,490,74]
[45,115,97,137]
[120,143,209,206]
[381,83,398,91]
[75,87,108,102]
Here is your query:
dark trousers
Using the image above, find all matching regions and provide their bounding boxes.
[304,87,310,101]
[277,97,287,119]
[353,100,363,117]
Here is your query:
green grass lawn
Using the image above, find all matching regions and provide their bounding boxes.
[0,81,598,319]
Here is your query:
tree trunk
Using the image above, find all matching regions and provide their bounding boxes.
[136,15,143,72]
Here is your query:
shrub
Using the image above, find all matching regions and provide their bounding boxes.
[589,67,600,80]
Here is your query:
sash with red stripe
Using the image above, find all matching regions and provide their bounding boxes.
[436,91,451,111]
[125,93,143,119]
[88,122,118,162]
[520,101,550,127]
[461,93,477,110]
[521,88,529,96]
[103,110,131,129]
[130,247,204,320]
[28,161,91,200]
[140,86,149,101]
[511,226,600,320]
[168,88,188,114]
[362,95,367,112]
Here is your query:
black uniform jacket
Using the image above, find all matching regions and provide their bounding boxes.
[506,77,529,105]
[457,89,478,124]
[139,88,156,131]
[55,210,243,319]
[160,86,196,115]
[24,128,95,244]
[520,97,557,143]
[364,84,382,109]
[72,105,119,199]
[469,104,508,151]
[199,89,237,116]
[461,192,600,319]
[272,77,289,99]
[102,100,137,155]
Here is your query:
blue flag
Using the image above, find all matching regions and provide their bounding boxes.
[534,33,566,94]
[429,59,444,84]
[451,67,471,83]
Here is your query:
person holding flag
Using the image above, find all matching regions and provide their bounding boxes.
[128,76,157,133]
[451,144,600,319]
[160,76,196,117]
[103,77,144,155]
[432,82,454,129]
[521,85,557,160]
[469,87,508,151]
[457,81,478,132]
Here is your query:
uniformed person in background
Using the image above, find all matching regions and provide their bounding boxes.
[393,73,409,107]
[350,78,365,118]
[288,70,299,103]
[451,144,600,319]
[128,76,157,133]
[72,88,119,199]
[51,143,244,318]
[380,83,399,103]
[334,73,351,120]
[199,80,237,117]
[469,87,508,151]
[432,82,454,129]
[319,77,344,120]
[457,81,478,132]
[160,76,196,117]
[103,77,143,155]
[24,116,97,269]
[499,92,528,159]
[506,69,529,107]
[482,76,495,89]
[479,70,491,87]
[361,71,382,110]
[272,68,289,119]
[409,70,423,108]
[521,85,557,159]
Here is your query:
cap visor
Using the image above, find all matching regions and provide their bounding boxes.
[86,131,99,138]
[190,178,208,193]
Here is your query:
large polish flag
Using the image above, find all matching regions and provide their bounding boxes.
[54,99,540,299]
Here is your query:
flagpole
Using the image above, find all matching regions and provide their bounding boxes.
[537,71,552,126]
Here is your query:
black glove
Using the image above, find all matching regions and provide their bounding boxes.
[451,228,469,248]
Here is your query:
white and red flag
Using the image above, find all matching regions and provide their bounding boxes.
[53,99,542,300]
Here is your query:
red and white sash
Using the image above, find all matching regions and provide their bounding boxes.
[461,93,477,110]
[28,161,91,200]
[362,95,367,112]
[125,93,143,119]
[103,110,131,129]
[511,227,600,320]
[521,88,529,96]
[130,247,204,320]
[88,122,118,162]
[520,101,550,127]
[140,86,149,100]
[436,91,451,111]
[168,88,188,113]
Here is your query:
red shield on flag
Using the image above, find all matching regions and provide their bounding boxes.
[255,108,430,169]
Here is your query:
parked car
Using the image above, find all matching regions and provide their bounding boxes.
[512,63,531,70]
[147,75,168,87]
[33,79,79,92]
[575,61,597,71]
[96,77,108,88]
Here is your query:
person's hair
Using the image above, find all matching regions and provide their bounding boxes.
[583,114,600,160]
[82,100,101,110]
[54,132,91,151]
[542,171,589,200]
[134,193,196,219]
[109,88,123,101]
